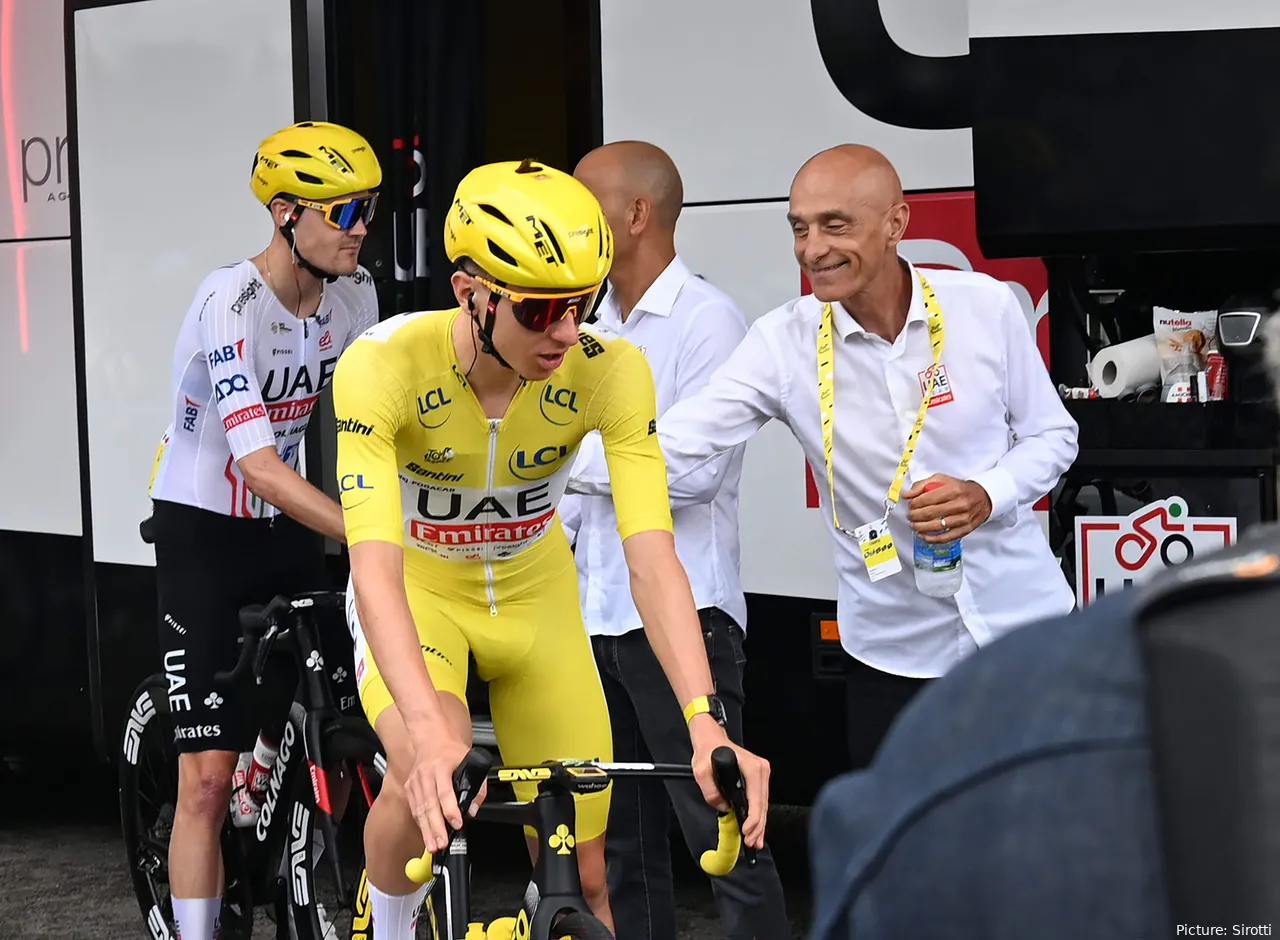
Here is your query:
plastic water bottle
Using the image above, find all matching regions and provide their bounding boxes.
[913,482,963,597]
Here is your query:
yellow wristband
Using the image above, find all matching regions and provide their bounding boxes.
[683,695,710,725]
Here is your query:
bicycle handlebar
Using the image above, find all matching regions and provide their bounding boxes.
[212,591,346,687]
[403,744,751,884]
[699,746,754,875]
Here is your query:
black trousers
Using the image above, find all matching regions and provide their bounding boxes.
[845,654,931,770]
[592,608,790,940]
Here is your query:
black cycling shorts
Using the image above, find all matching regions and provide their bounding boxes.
[151,499,346,754]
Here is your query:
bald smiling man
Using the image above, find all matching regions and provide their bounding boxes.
[559,140,791,940]
[570,143,1079,772]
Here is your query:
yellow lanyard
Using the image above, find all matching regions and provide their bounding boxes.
[816,270,945,534]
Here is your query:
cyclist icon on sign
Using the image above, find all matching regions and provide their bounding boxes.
[1074,496,1237,607]
[1114,500,1197,571]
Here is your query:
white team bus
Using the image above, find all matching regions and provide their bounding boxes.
[2,0,1277,802]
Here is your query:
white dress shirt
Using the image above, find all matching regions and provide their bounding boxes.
[568,258,1078,677]
[560,255,749,637]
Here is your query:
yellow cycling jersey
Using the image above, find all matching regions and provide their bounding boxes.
[331,307,674,610]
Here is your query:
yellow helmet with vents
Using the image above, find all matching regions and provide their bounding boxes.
[249,121,382,205]
[445,158,613,289]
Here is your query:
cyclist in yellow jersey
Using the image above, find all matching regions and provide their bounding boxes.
[332,158,771,937]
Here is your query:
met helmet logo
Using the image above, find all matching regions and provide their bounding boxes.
[526,215,562,264]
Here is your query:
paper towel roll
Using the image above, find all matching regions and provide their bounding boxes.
[1088,336,1162,399]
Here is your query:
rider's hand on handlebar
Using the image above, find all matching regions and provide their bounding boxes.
[689,716,769,850]
[405,724,488,854]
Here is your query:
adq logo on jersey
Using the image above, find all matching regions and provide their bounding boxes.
[215,373,251,402]
[539,385,579,426]
[509,444,572,481]
[416,386,453,429]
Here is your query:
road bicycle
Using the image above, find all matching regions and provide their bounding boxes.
[404,745,756,939]
[119,588,387,939]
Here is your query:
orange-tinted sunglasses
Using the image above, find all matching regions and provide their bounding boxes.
[473,273,602,332]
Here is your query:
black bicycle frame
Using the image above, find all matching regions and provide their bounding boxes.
[430,788,584,940]
[526,785,592,936]
[289,604,353,907]
[224,596,357,911]
[428,750,752,940]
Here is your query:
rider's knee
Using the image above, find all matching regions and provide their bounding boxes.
[578,845,609,908]
[178,753,235,818]
[376,768,407,805]
[370,772,413,830]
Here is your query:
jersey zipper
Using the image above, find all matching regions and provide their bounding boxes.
[483,418,500,617]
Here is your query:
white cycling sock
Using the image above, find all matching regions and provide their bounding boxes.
[370,881,430,940]
[172,896,220,940]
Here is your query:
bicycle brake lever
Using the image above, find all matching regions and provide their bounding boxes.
[251,624,280,686]
[452,747,494,825]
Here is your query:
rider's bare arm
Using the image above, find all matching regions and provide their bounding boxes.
[329,334,447,733]
[570,322,784,502]
[333,328,480,850]
[586,340,718,709]
[237,446,346,543]
[195,270,347,542]
[590,337,772,845]
[622,529,715,708]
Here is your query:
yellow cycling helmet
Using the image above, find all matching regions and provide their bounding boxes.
[250,121,382,205]
[445,158,613,289]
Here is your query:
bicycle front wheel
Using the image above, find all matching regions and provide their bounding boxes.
[118,674,256,939]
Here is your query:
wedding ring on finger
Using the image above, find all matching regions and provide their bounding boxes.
[938,516,948,532]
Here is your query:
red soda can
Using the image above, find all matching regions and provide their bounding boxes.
[1205,352,1228,401]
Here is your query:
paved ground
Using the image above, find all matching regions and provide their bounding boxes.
[0,758,814,938]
